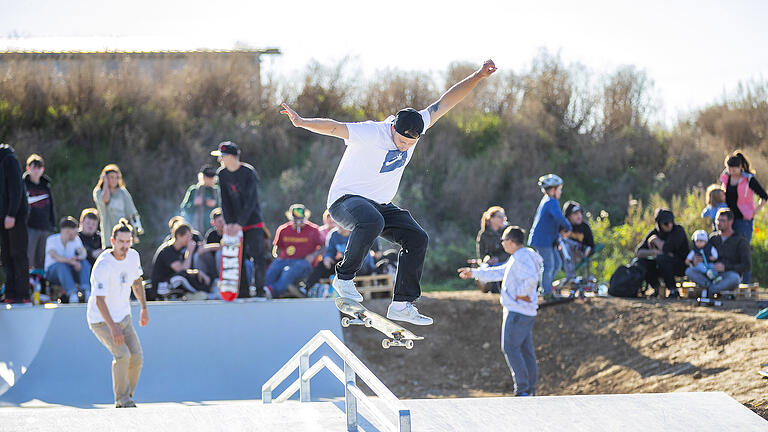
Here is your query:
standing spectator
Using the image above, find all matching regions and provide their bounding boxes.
[529,174,572,299]
[45,216,91,303]
[701,184,728,231]
[23,154,56,272]
[179,165,220,235]
[212,141,266,298]
[79,208,103,269]
[475,206,509,293]
[635,208,689,298]
[265,204,324,298]
[686,208,749,296]
[0,144,30,304]
[87,219,148,408]
[151,222,209,300]
[93,164,142,247]
[561,201,595,281]
[720,150,767,283]
[458,226,542,396]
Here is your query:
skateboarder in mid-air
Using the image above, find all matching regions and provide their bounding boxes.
[281,59,498,325]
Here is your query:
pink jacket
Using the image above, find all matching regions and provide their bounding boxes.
[721,171,756,220]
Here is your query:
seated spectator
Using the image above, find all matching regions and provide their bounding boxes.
[205,207,224,244]
[701,184,727,231]
[24,154,56,272]
[685,229,722,284]
[265,204,324,298]
[303,226,376,294]
[179,165,220,235]
[635,208,689,298]
[192,207,253,296]
[476,206,509,293]
[151,222,209,300]
[79,208,103,269]
[561,201,595,281]
[45,217,91,303]
[318,209,338,246]
[685,208,749,296]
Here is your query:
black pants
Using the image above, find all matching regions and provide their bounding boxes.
[239,227,266,298]
[1,220,30,301]
[639,255,686,293]
[329,195,428,302]
[305,261,336,290]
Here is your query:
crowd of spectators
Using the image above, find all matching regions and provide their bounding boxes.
[471,150,764,301]
[0,142,763,305]
[0,141,393,304]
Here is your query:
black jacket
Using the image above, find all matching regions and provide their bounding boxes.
[636,224,689,262]
[710,231,751,276]
[217,163,263,226]
[476,227,509,263]
[0,145,28,220]
[23,172,56,231]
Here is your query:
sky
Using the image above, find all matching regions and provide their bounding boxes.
[1,0,767,124]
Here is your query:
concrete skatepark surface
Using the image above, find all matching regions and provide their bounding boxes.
[0,299,345,406]
[0,392,765,431]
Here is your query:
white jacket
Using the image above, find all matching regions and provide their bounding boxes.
[472,247,543,316]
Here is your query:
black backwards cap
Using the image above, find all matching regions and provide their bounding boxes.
[393,108,425,139]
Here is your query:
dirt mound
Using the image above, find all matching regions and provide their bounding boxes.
[343,291,768,420]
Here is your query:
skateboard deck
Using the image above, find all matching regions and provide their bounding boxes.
[335,297,423,349]
[219,232,243,302]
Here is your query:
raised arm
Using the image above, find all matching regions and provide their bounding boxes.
[280,103,349,140]
[425,59,497,127]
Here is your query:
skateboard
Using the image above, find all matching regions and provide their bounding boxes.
[335,297,424,349]
[219,232,243,302]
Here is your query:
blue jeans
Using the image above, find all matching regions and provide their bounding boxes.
[46,260,91,302]
[502,310,537,395]
[265,258,312,296]
[685,267,741,294]
[733,219,753,283]
[533,245,561,295]
[693,262,717,278]
[329,195,428,302]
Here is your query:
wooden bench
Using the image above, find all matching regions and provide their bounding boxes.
[675,280,765,300]
[319,274,394,300]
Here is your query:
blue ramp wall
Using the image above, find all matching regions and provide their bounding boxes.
[0,299,344,407]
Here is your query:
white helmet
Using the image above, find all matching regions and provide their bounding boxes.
[692,229,709,243]
[538,174,563,193]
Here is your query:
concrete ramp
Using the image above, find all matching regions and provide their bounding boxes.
[0,299,345,406]
[0,392,764,431]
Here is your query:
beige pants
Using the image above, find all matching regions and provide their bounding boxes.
[90,315,143,405]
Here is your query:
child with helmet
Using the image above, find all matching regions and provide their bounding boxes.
[528,174,572,300]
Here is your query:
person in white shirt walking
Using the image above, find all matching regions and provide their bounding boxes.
[280,59,498,325]
[86,219,148,408]
[458,226,543,396]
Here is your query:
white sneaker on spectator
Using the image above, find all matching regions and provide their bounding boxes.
[386,302,433,326]
[333,278,363,302]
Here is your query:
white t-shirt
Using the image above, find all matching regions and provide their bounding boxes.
[326,110,431,207]
[44,234,84,271]
[86,249,143,325]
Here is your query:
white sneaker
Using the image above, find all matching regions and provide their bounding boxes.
[333,278,363,302]
[386,302,433,326]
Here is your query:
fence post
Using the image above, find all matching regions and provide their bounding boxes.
[299,352,311,402]
[344,361,357,431]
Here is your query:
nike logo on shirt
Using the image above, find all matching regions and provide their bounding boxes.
[380,150,408,173]
[27,194,49,205]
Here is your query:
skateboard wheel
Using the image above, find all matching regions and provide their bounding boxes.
[363,318,373,327]
[382,339,391,349]
[405,340,414,350]
[341,317,350,327]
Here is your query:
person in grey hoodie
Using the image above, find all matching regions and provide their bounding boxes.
[458,226,543,396]
[0,144,30,303]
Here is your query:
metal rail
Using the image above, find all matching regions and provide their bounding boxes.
[262,330,411,432]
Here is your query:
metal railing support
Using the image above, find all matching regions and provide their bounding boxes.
[262,330,411,432]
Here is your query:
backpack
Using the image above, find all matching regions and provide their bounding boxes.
[608,259,646,298]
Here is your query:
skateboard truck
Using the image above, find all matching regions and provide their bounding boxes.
[382,332,414,350]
